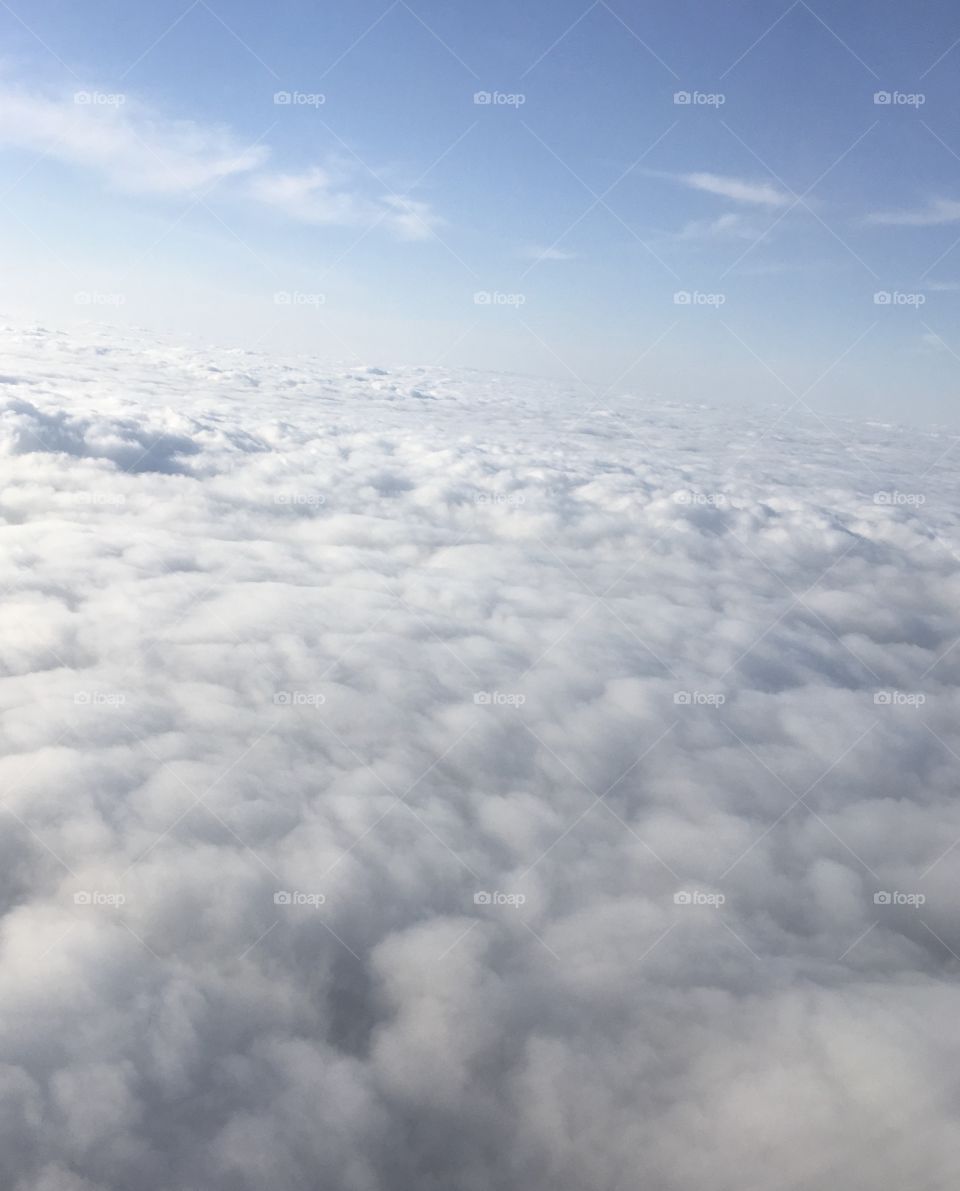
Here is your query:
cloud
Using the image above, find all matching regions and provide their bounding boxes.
[0,321,958,1190]
[0,396,208,473]
[380,194,443,241]
[678,170,792,207]
[0,86,442,240]
[522,245,577,261]
[250,167,442,240]
[921,331,951,352]
[673,211,761,240]
[249,165,377,227]
[865,198,960,226]
[0,86,267,193]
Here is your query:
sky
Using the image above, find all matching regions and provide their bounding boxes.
[1,0,960,421]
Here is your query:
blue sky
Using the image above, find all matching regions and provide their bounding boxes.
[2,0,960,421]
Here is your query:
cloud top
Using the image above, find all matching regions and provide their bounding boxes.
[0,322,957,1190]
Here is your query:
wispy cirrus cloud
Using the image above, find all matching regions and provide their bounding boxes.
[249,167,442,241]
[645,168,793,211]
[0,85,268,193]
[678,171,792,208]
[522,244,577,261]
[0,85,442,241]
[379,193,443,241]
[673,211,761,241]
[865,197,960,227]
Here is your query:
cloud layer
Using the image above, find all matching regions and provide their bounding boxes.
[0,322,959,1189]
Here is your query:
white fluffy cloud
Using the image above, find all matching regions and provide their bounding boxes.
[0,322,958,1189]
